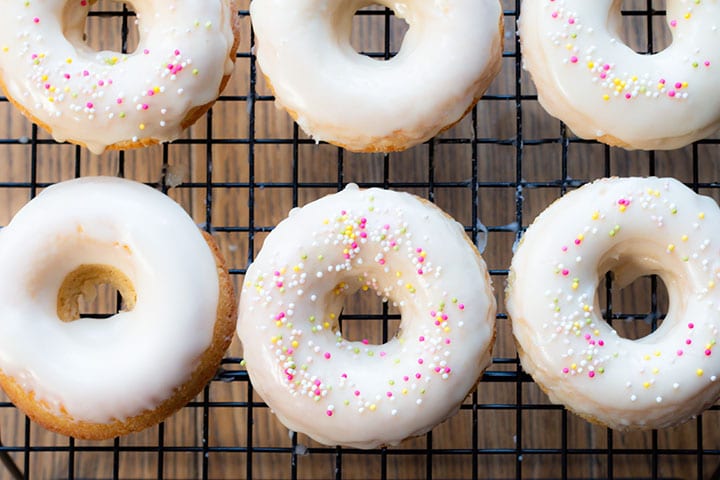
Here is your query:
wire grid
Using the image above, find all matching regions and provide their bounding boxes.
[0,0,718,479]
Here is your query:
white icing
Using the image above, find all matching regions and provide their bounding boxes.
[249,0,502,152]
[0,177,220,423]
[237,185,496,448]
[0,0,237,154]
[507,177,720,429]
[519,0,720,150]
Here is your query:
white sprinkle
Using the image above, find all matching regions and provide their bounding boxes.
[630,395,637,402]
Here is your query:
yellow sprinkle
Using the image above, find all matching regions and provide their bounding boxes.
[591,211,600,220]
[643,381,650,389]
[66,57,72,64]
[699,212,706,220]
[710,281,716,289]
[291,341,298,348]
[697,369,704,376]
[681,235,688,242]
[684,12,691,19]
[369,404,377,412]
[644,355,651,361]
[293,265,300,272]
[667,244,675,252]
[582,304,590,312]
[323,322,330,329]
[654,351,661,357]
[593,329,600,336]
[602,94,610,101]
[1,46,8,53]
[153,86,161,94]
[402,388,408,395]
[587,61,595,69]
[139,123,145,130]
[652,368,659,374]
[570,363,577,370]
[619,205,626,213]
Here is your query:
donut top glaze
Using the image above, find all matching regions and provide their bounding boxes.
[519,0,720,149]
[0,0,236,154]
[238,185,496,447]
[0,177,220,423]
[508,177,720,428]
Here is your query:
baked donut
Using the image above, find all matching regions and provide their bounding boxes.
[506,177,720,429]
[0,0,240,154]
[0,176,236,439]
[519,0,720,150]
[250,0,503,152]
[237,185,496,448]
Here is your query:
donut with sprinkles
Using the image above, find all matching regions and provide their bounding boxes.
[519,0,720,150]
[0,0,239,154]
[507,177,720,429]
[237,185,496,448]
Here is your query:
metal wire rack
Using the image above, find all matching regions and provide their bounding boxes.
[0,0,719,478]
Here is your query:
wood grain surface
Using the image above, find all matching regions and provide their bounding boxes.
[0,0,718,479]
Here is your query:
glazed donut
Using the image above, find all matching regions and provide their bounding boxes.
[250,0,503,152]
[0,0,239,154]
[0,177,236,439]
[519,0,720,150]
[506,177,720,429]
[237,185,496,448]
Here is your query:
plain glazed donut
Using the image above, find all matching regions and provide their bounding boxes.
[237,185,496,448]
[250,0,503,152]
[0,0,239,154]
[506,177,720,429]
[519,0,720,150]
[0,177,237,439]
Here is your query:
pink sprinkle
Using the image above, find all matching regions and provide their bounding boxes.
[603,64,610,71]
[147,89,155,96]
[659,78,666,84]
[31,54,37,60]
[403,376,409,382]
[706,349,712,356]
[688,323,695,329]
[677,349,684,356]
[97,80,104,87]
[670,20,678,27]
[686,339,693,345]
[445,367,451,374]
[598,340,604,347]
[561,246,568,252]
[360,217,367,224]
[378,259,385,265]
[562,367,569,374]
[705,61,711,67]
[441,314,448,321]
[324,352,331,359]
[379,351,386,357]
[600,72,607,80]
[362,339,369,345]
[276,281,283,288]
[588,371,595,378]
[44,83,50,90]
[360,232,367,238]
[416,248,423,253]
[354,390,360,396]
[383,224,390,230]
[143,49,150,55]
[668,90,676,98]
[351,242,358,249]
[417,269,424,275]
[418,256,425,263]
[174,49,181,56]
[80,0,87,5]
[33,17,39,24]
[86,102,93,109]
[64,73,70,79]
[551,11,558,18]
[286,374,293,381]
[445,338,451,345]
[418,358,424,365]
[142,103,149,110]
[430,311,436,317]
[386,392,393,398]
[419,336,425,342]
[286,349,293,355]
[314,389,321,396]
[561,269,570,276]
[574,238,582,245]
[82,70,89,77]
[568,17,575,24]
[341,373,347,378]
[458,304,464,310]
[625,93,632,100]
[326,410,333,417]
[675,82,683,89]
[415,373,422,379]
[434,367,442,373]
[314,379,321,386]
[584,334,591,340]
[570,56,578,64]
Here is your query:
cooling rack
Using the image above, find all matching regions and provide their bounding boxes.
[0,0,719,478]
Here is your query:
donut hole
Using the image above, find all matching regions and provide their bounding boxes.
[57,264,137,321]
[350,4,409,60]
[66,0,141,55]
[597,271,670,341]
[616,0,672,54]
[337,283,401,345]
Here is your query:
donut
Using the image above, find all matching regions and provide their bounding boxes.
[519,0,720,150]
[0,177,237,439]
[506,177,720,429]
[237,185,496,448]
[250,0,503,152]
[0,0,240,154]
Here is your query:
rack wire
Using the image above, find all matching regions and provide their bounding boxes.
[0,0,719,478]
